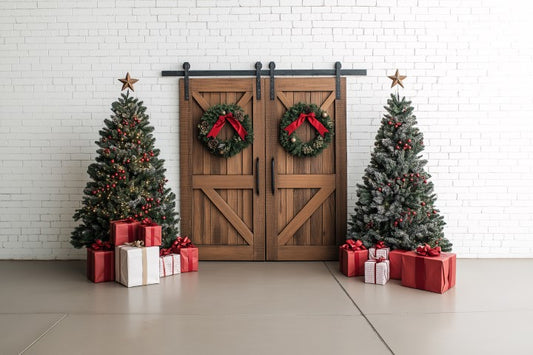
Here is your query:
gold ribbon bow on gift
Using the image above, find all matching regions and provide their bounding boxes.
[124,240,145,248]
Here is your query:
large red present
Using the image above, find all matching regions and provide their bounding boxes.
[401,247,456,294]
[339,239,368,277]
[138,218,162,247]
[110,218,140,246]
[86,240,114,283]
[389,249,409,280]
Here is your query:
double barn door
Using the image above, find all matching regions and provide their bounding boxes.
[179,77,346,260]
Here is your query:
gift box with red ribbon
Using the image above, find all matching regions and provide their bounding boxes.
[110,218,140,246]
[389,249,409,280]
[159,253,181,277]
[86,240,114,283]
[339,239,368,277]
[115,241,160,287]
[364,257,390,285]
[401,244,456,294]
[161,237,198,273]
[369,241,390,260]
[138,218,162,247]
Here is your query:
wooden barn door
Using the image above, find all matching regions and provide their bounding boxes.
[179,78,265,260]
[180,77,346,260]
[265,78,346,260]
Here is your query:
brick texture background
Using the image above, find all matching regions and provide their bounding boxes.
[1,0,532,259]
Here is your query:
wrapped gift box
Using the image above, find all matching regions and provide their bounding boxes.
[159,254,181,277]
[110,219,140,246]
[389,249,409,280]
[401,251,456,293]
[115,245,160,287]
[139,220,162,247]
[180,246,199,273]
[87,248,114,283]
[364,259,390,285]
[339,244,368,277]
[369,246,389,260]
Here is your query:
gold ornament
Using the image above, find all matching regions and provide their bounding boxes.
[322,112,328,118]
[388,69,406,88]
[221,110,226,115]
[118,72,139,91]
[290,137,297,143]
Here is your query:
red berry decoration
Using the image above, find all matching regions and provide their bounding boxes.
[111,159,114,163]
[421,202,426,206]
[162,216,166,220]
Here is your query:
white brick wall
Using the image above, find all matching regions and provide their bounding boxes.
[1,0,532,259]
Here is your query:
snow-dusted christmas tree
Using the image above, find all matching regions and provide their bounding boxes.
[348,71,451,251]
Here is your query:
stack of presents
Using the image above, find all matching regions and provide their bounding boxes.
[340,239,456,293]
[86,218,198,286]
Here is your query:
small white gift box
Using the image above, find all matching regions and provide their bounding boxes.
[364,259,390,285]
[369,247,390,260]
[159,254,181,277]
[115,245,160,287]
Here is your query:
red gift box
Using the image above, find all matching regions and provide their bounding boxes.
[87,247,114,283]
[138,219,162,247]
[401,251,456,293]
[180,246,199,273]
[389,249,409,280]
[339,240,368,277]
[110,218,140,246]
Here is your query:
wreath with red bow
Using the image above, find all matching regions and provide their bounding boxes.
[279,102,334,157]
[198,104,254,158]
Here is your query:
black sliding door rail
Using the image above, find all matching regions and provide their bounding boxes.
[162,61,367,100]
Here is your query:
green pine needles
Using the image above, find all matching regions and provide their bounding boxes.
[349,94,452,252]
[71,92,180,249]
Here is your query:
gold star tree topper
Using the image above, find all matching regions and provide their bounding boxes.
[388,69,406,88]
[118,73,139,91]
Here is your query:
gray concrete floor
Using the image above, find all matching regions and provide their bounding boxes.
[0,259,531,354]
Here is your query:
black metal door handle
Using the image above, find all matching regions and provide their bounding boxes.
[255,157,259,195]
[271,157,275,195]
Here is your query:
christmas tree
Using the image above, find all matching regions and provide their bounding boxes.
[71,73,179,249]
[348,71,452,252]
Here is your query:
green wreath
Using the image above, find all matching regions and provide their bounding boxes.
[279,102,334,157]
[198,104,254,158]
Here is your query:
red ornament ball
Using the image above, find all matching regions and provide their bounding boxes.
[162,216,166,220]
[421,202,426,206]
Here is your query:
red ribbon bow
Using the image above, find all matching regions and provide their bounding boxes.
[91,239,112,251]
[207,112,247,140]
[375,256,386,263]
[374,241,386,249]
[416,243,441,257]
[341,239,366,251]
[160,247,173,257]
[141,218,157,226]
[283,112,329,137]
[160,236,194,256]
[123,217,137,223]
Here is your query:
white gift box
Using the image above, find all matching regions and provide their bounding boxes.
[115,245,160,287]
[364,259,390,285]
[159,254,181,277]
[369,247,390,260]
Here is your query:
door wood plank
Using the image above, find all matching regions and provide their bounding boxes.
[201,187,254,246]
[237,91,253,108]
[276,91,291,110]
[277,185,335,246]
[320,91,336,112]
[192,92,210,112]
